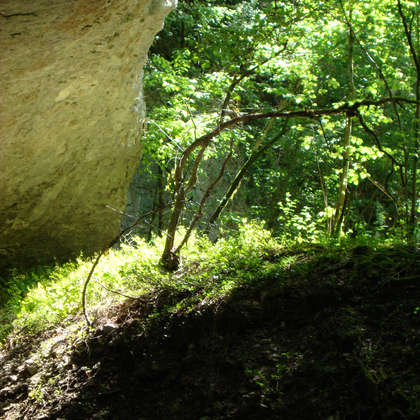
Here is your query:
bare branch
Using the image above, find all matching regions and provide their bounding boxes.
[187,105,198,141]
[197,97,419,153]
[208,121,289,226]
[318,118,333,153]
[149,120,184,153]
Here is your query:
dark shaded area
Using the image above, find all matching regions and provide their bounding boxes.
[1,245,419,419]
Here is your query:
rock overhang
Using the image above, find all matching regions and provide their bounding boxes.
[0,0,177,273]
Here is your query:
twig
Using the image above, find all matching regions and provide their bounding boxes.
[219,43,288,124]
[93,279,143,300]
[105,204,136,219]
[356,110,403,168]
[148,120,184,153]
[186,105,198,141]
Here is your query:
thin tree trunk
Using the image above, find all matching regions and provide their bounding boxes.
[316,152,331,235]
[157,165,164,235]
[161,144,207,270]
[267,138,300,230]
[410,76,419,236]
[332,115,353,235]
[410,8,419,238]
[176,138,235,252]
[333,5,355,236]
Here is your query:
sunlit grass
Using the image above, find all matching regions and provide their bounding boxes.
[0,219,412,345]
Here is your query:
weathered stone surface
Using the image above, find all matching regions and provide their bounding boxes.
[0,0,176,272]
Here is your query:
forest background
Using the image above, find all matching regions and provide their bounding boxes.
[123,0,419,270]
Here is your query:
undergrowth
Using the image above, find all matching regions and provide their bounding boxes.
[0,220,414,345]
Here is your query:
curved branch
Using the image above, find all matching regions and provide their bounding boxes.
[82,203,172,326]
[356,110,403,168]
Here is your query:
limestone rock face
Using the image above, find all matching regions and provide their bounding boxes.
[0,0,176,271]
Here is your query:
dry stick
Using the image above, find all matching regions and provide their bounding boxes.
[147,182,159,241]
[148,120,184,153]
[93,279,144,300]
[318,118,333,153]
[82,203,172,327]
[365,172,398,205]
[187,105,198,141]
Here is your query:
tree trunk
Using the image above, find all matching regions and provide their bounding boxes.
[332,7,355,236]
[157,165,165,236]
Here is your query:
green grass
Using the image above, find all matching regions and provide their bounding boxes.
[0,219,414,345]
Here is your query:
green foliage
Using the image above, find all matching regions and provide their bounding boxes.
[276,192,325,241]
[136,0,420,245]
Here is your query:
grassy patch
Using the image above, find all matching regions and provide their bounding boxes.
[0,220,416,346]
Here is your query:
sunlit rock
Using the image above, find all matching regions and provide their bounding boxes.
[0,0,176,271]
